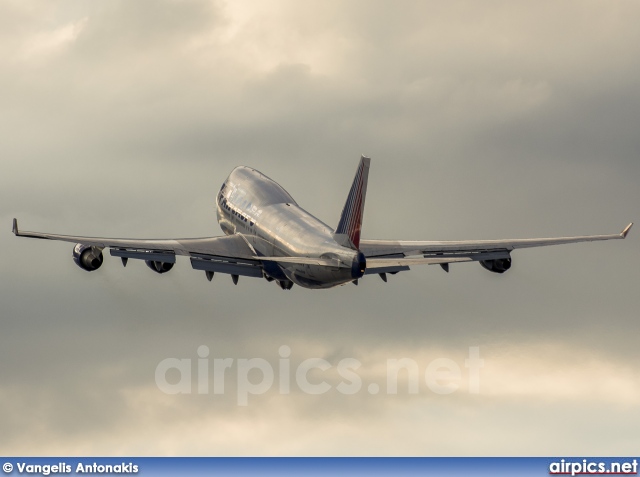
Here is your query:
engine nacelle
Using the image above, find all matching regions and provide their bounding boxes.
[73,244,104,272]
[145,260,174,274]
[479,257,512,274]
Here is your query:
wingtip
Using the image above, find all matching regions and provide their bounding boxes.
[621,222,633,238]
[12,218,18,236]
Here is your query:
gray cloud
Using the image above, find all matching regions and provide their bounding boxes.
[1,0,639,455]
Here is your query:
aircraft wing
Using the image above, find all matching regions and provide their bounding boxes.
[13,218,266,278]
[360,223,633,270]
[13,218,255,256]
[12,218,382,280]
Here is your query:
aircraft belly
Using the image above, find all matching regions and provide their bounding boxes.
[278,263,353,289]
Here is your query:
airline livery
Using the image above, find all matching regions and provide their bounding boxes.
[13,157,632,290]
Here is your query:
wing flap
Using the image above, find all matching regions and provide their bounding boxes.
[364,265,410,275]
[190,255,263,278]
[366,256,472,268]
[110,249,177,263]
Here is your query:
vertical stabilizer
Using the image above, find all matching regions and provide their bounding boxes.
[333,156,371,250]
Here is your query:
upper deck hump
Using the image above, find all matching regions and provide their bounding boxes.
[226,166,297,207]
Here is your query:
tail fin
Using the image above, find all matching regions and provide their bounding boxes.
[333,155,371,250]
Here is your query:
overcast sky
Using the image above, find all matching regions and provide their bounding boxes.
[1,0,639,456]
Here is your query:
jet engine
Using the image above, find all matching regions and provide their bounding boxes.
[479,257,512,274]
[73,244,104,272]
[145,260,174,274]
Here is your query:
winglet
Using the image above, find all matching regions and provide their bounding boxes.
[12,218,18,236]
[621,222,633,238]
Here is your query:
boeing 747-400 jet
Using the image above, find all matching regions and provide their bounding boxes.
[13,156,632,289]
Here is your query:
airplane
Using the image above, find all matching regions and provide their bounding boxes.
[12,156,633,290]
